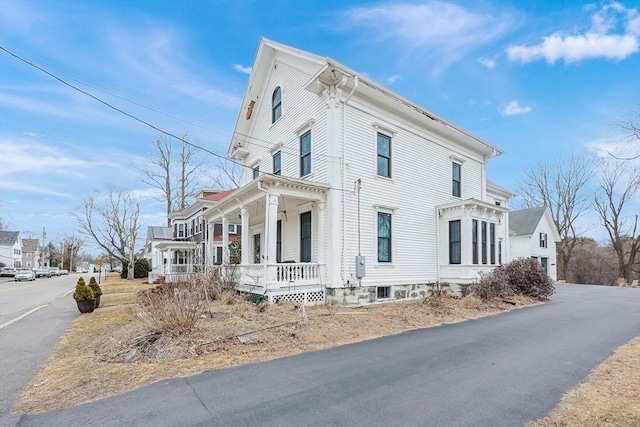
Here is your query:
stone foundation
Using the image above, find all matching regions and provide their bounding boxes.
[326,282,471,306]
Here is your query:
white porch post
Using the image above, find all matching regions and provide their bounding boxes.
[317,201,326,265]
[207,220,214,266]
[222,215,229,264]
[266,195,279,264]
[240,207,250,265]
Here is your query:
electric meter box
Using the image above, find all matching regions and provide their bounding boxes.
[355,255,366,278]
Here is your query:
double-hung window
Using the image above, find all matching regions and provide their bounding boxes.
[490,223,496,264]
[452,163,461,197]
[472,219,478,264]
[300,130,311,177]
[449,220,461,264]
[377,133,391,178]
[273,151,281,175]
[300,211,312,262]
[540,232,548,248]
[272,87,282,123]
[481,221,487,264]
[377,212,392,262]
[252,165,259,179]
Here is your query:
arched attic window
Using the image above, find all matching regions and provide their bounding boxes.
[272,86,282,123]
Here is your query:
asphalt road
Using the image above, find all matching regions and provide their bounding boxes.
[0,273,99,427]
[14,284,640,427]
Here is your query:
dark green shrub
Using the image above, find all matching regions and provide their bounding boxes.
[73,277,94,301]
[88,276,102,296]
[120,258,151,279]
[501,257,555,299]
[469,268,512,301]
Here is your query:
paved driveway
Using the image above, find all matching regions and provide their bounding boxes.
[16,284,640,427]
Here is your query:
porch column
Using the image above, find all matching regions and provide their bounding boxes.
[222,215,229,264]
[317,201,326,265]
[240,207,250,265]
[207,220,214,266]
[266,195,279,264]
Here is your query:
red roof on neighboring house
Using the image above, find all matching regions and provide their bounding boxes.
[201,188,236,202]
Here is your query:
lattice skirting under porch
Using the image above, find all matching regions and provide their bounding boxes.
[270,290,325,305]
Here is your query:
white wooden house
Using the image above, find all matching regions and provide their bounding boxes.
[0,231,22,268]
[509,207,560,281]
[201,39,514,305]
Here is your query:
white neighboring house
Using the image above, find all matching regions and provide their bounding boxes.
[201,38,515,305]
[509,207,560,281]
[144,226,173,283]
[0,231,23,268]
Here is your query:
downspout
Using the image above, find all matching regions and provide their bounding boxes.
[341,75,358,285]
[435,207,440,284]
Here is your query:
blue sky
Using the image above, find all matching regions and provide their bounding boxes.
[0,0,638,255]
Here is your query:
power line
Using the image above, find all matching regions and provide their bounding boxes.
[0,45,349,193]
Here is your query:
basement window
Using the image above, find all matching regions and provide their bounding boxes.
[377,286,391,299]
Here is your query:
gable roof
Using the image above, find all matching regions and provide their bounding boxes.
[148,226,173,240]
[201,188,237,202]
[509,207,547,236]
[22,238,39,252]
[0,231,20,246]
[230,38,503,160]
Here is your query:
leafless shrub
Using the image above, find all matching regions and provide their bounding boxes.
[469,268,512,302]
[136,281,204,336]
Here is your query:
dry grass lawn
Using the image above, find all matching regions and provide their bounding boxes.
[17,274,635,425]
[529,336,640,427]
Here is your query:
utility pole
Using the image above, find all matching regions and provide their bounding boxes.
[40,227,46,267]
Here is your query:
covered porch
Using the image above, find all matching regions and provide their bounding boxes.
[204,175,329,304]
[149,240,199,284]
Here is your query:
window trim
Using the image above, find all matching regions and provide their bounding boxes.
[490,223,496,265]
[449,220,461,264]
[300,130,311,177]
[377,211,392,263]
[273,150,281,176]
[472,219,478,265]
[452,162,461,198]
[271,86,282,124]
[539,232,548,248]
[376,132,391,178]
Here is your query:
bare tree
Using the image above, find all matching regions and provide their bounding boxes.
[60,235,84,272]
[177,137,202,209]
[518,153,595,281]
[139,133,203,225]
[593,160,640,284]
[75,187,141,279]
[610,103,639,161]
[141,135,172,226]
[206,157,241,189]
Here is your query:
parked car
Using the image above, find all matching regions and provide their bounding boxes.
[34,268,52,278]
[15,269,36,281]
[0,267,17,277]
[60,269,69,275]
[49,267,61,276]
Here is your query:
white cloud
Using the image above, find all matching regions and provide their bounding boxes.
[386,75,401,84]
[499,100,533,116]
[508,3,640,64]
[478,57,496,69]
[233,64,252,74]
[342,1,514,73]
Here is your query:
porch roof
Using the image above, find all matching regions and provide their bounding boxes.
[202,175,330,222]
[155,241,198,252]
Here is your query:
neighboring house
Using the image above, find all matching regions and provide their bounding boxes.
[509,207,561,281]
[147,188,240,283]
[0,231,23,268]
[200,38,514,305]
[21,238,41,268]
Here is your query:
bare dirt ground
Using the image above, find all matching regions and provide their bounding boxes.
[14,274,539,414]
[529,336,640,427]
